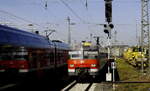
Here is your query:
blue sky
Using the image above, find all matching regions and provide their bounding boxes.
[0,0,149,46]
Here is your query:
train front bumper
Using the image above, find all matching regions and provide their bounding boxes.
[68,68,98,76]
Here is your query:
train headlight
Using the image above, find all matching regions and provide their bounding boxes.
[143,58,147,61]
[70,64,74,67]
[91,64,96,67]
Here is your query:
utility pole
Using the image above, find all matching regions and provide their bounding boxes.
[67,16,75,46]
[141,0,150,73]
[93,36,100,45]
[67,16,71,45]
[93,36,100,58]
[114,30,117,45]
[136,21,138,46]
[90,33,93,42]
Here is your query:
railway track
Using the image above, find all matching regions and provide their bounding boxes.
[0,83,17,91]
[62,72,94,91]
[61,81,96,91]
[61,81,115,91]
[61,66,119,91]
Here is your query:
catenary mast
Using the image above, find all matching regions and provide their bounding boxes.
[141,0,149,73]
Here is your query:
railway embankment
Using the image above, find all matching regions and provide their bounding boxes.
[115,58,150,91]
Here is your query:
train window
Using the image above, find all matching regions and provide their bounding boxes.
[70,54,82,59]
[90,55,97,59]
[84,54,97,59]
[14,55,28,60]
[72,54,79,58]
[95,56,98,58]
[0,46,28,61]
[44,54,50,59]
[0,54,13,60]
[0,46,13,60]
[84,55,88,59]
[50,53,54,63]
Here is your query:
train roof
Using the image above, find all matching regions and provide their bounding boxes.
[0,24,69,49]
[51,40,70,50]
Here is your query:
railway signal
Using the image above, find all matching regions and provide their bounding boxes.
[104,0,113,23]
[104,23,114,39]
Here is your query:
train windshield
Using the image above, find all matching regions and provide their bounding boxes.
[84,51,98,59]
[70,54,82,59]
[69,51,83,59]
[69,50,98,59]
[84,54,97,59]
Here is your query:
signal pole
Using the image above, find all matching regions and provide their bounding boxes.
[104,0,114,83]
[114,30,117,45]
[67,16,71,45]
[93,36,100,52]
[141,0,150,73]
[104,0,112,23]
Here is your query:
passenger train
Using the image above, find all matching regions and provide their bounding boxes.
[67,47,107,77]
[0,24,69,79]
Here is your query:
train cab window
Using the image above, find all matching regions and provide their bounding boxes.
[84,54,97,59]
[95,56,98,59]
[71,54,80,58]
[84,55,88,59]
[84,51,98,59]
[70,54,82,59]
[69,51,83,59]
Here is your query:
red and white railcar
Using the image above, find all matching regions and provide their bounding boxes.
[67,49,106,76]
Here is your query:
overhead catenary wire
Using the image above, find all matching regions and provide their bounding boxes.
[59,0,87,23]
[85,0,88,10]
[0,9,57,37]
[80,0,85,6]
[80,0,88,10]
[0,8,58,36]
[45,0,48,10]
[0,9,42,28]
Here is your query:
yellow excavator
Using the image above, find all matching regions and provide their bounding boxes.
[123,46,148,69]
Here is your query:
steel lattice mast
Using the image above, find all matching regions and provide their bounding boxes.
[141,0,150,73]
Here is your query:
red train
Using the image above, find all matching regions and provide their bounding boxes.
[0,24,69,79]
[67,49,107,77]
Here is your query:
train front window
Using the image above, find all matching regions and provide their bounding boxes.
[84,51,98,59]
[72,54,79,58]
[84,54,97,59]
[70,54,82,59]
